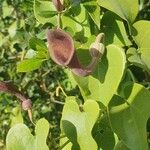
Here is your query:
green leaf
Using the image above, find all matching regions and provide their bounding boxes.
[17,58,46,72]
[98,0,138,23]
[34,0,57,24]
[83,1,100,29]
[60,97,99,150]
[62,4,91,37]
[108,83,150,150]
[29,37,47,51]
[127,47,149,72]
[72,45,126,106]
[101,11,131,46]
[132,21,150,72]
[6,118,49,150]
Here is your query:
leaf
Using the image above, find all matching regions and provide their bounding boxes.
[34,0,57,24]
[62,4,91,37]
[127,47,149,72]
[6,118,49,150]
[83,1,100,29]
[72,45,126,106]
[60,97,99,150]
[132,21,150,72]
[101,11,131,46]
[29,37,47,51]
[98,0,138,23]
[17,58,46,72]
[108,83,150,150]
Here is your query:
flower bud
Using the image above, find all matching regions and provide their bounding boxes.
[89,33,105,58]
[90,42,105,58]
[21,99,32,110]
[52,0,64,12]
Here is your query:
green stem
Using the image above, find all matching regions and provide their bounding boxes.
[123,20,138,49]
[57,13,62,28]
[58,140,70,150]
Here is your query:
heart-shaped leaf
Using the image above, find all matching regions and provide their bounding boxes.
[108,83,150,150]
[6,118,49,150]
[60,97,99,150]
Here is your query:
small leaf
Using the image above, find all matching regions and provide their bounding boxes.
[17,58,46,72]
[29,37,47,51]
[34,0,57,24]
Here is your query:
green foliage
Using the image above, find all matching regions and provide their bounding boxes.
[0,0,150,150]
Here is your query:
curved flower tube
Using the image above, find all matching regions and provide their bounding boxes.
[52,0,64,12]
[47,28,105,77]
[0,81,33,122]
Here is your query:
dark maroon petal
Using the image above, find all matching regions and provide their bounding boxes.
[52,0,64,12]
[68,53,98,77]
[47,28,74,66]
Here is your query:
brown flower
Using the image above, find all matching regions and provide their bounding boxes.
[47,28,105,77]
[52,0,64,12]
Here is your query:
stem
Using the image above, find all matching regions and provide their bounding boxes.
[123,20,138,49]
[58,140,70,150]
[57,13,62,28]
[55,134,66,141]
[49,93,65,105]
[56,85,67,97]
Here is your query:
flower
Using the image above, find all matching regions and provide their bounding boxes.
[47,28,105,77]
